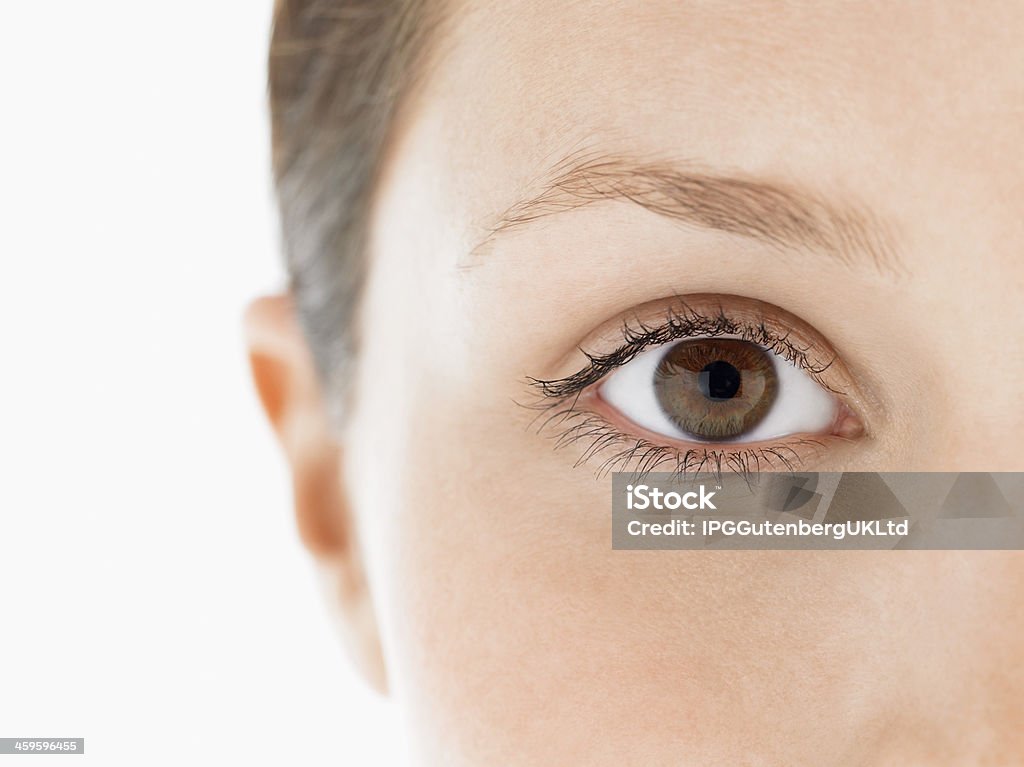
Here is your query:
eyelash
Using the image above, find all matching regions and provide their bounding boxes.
[525,303,840,478]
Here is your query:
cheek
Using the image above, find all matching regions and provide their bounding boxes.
[347,318,1021,765]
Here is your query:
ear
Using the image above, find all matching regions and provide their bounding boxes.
[244,294,387,693]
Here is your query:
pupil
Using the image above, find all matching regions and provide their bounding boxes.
[698,360,741,400]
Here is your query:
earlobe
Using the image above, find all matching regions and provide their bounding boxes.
[244,294,388,693]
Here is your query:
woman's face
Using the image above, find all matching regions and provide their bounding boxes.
[314,1,1023,763]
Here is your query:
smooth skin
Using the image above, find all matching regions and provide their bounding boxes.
[247,2,1024,764]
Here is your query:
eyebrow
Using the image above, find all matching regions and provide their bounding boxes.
[470,152,903,276]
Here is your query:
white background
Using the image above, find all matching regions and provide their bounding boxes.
[0,2,404,764]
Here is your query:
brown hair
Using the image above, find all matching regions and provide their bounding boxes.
[269,0,438,401]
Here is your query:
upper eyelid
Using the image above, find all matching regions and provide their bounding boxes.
[529,306,841,400]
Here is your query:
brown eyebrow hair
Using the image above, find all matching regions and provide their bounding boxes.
[473,152,903,276]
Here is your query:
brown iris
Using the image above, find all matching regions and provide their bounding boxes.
[653,339,777,440]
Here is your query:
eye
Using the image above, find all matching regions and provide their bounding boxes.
[599,337,837,443]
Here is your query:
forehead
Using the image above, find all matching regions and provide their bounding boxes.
[389,0,1023,253]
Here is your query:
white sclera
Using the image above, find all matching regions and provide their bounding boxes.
[598,338,836,443]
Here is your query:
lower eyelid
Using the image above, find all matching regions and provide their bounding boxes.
[587,387,828,450]
[532,389,851,476]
